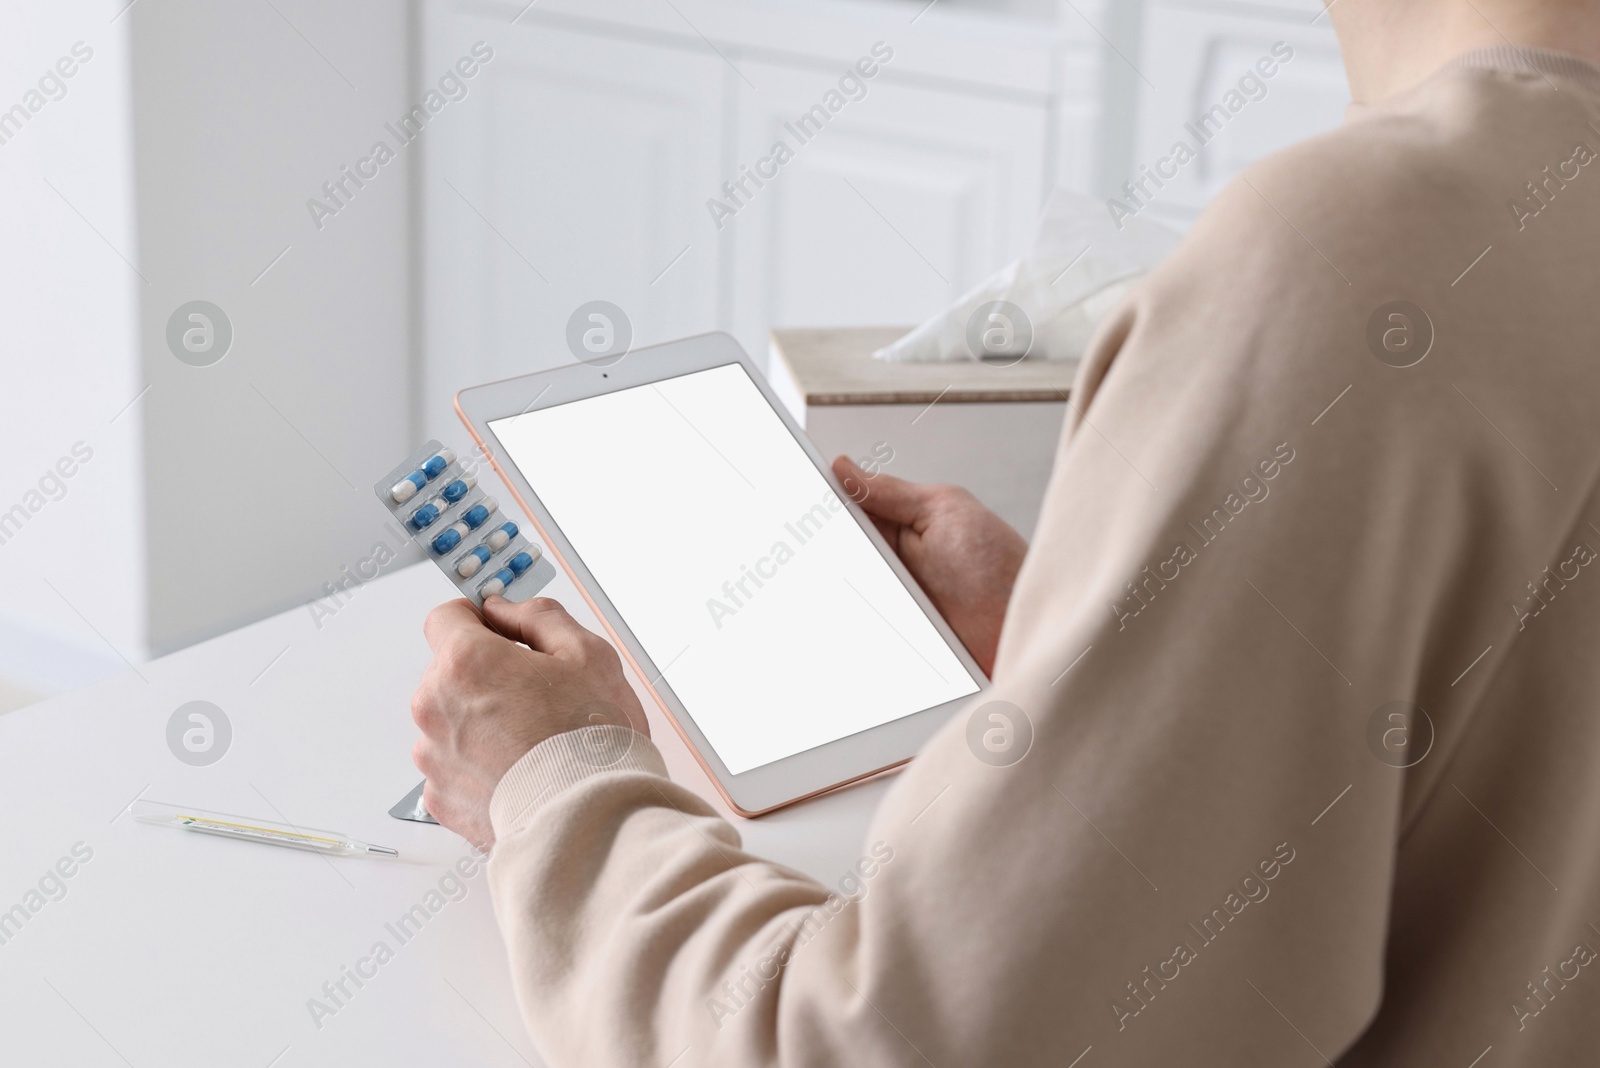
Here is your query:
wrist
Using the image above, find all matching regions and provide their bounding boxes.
[489,725,666,837]
[517,696,636,751]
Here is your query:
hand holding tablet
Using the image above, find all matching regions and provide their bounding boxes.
[455,333,987,815]
[829,454,1027,678]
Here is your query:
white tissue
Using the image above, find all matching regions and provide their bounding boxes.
[874,188,1180,363]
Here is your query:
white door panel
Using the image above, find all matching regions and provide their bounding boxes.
[420,11,726,437]
[727,59,1050,364]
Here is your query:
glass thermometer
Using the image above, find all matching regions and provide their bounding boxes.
[132,800,399,858]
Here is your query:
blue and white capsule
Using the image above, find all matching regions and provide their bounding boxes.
[441,474,476,504]
[409,495,448,531]
[478,567,517,598]
[479,549,539,597]
[484,522,517,553]
[431,521,469,555]
[421,449,454,479]
[388,449,454,503]
[461,497,497,530]
[456,545,493,578]
[389,470,427,504]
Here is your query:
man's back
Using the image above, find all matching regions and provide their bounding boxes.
[1010,45,1600,1064]
[1338,49,1600,1062]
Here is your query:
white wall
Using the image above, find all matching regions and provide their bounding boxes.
[0,0,420,710]
[0,1,142,698]
[129,0,416,655]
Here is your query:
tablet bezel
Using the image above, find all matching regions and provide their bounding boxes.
[455,332,987,816]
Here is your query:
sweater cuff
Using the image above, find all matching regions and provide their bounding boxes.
[490,725,668,838]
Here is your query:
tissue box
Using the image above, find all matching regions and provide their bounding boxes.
[768,327,1075,539]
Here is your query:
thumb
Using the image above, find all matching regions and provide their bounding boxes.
[833,456,930,528]
[481,595,595,660]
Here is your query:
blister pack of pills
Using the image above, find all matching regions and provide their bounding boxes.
[373,439,557,607]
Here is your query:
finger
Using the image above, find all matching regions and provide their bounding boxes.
[832,456,930,528]
[481,596,599,660]
[410,679,440,734]
[423,598,489,654]
[831,455,874,505]
[866,511,898,545]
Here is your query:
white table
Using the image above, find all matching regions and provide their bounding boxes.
[0,561,889,1067]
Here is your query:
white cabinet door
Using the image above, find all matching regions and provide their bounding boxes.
[725,59,1050,365]
[420,9,726,437]
[1127,2,1348,228]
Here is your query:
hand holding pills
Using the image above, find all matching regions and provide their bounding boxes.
[410,596,650,849]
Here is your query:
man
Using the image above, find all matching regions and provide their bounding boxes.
[409,1,1600,1063]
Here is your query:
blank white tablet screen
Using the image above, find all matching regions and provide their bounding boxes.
[488,362,981,775]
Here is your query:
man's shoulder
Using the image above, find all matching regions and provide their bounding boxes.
[1207,114,1473,265]
[1188,67,1600,283]
[1137,98,1527,333]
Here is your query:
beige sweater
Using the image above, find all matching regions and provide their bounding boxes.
[487,47,1600,1067]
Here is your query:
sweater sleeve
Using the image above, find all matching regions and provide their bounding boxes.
[484,146,1490,1066]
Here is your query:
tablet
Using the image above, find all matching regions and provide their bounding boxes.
[456,333,985,815]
